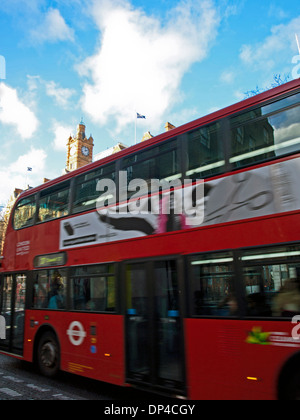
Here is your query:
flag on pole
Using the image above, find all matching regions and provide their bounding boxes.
[135,112,146,144]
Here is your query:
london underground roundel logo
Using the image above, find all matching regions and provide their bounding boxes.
[67,321,87,346]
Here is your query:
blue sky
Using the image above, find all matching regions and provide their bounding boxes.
[0,0,299,206]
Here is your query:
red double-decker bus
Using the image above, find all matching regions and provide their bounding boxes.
[1,79,300,400]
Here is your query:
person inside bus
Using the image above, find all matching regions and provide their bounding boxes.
[272,278,300,317]
[48,272,65,310]
[217,293,238,316]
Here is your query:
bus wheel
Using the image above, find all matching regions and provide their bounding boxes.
[37,331,60,378]
[284,373,300,400]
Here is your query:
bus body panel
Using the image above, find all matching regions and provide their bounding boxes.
[3,209,300,272]
[24,310,125,386]
[185,319,300,400]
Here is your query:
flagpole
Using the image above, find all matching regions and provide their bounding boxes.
[25,167,32,190]
[135,112,137,145]
[135,113,146,145]
[25,169,28,190]
[296,34,300,55]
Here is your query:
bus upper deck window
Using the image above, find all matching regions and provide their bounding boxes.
[13,196,36,230]
[38,181,70,222]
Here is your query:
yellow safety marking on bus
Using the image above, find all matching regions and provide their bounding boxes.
[68,362,94,373]
[247,376,259,381]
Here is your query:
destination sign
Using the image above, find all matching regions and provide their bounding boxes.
[34,252,67,268]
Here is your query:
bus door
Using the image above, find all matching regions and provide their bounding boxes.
[124,258,186,396]
[0,273,26,355]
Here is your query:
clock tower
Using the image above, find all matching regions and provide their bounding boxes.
[66,120,94,171]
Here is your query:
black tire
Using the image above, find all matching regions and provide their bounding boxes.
[280,369,300,400]
[37,331,60,378]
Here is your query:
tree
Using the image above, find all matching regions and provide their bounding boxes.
[244,74,291,99]
[0,210,7,256]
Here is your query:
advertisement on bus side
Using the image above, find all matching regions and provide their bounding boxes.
[59,157,300,250]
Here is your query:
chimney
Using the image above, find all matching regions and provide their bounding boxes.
[141,131,154,142]
[165,122,176,132]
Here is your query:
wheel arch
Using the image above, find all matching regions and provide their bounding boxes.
[277,350,300,400]
[33,323,61,366]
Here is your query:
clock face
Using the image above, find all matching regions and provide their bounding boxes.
[81,146,89,156]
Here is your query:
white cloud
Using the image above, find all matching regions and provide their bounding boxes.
[220,70,235,84]
[45,81,76,108]
[10,147,46,175]
[240,16,300,71]
[26,75,76,108]
[30,8,75,44]
[80,0,220,133]
[26,75,40,93]
[52,122,74,151]
[268,5,289,20]
[0,147,47,205]
[0,82,38,139]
